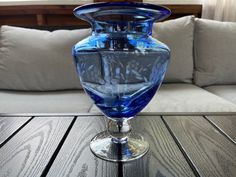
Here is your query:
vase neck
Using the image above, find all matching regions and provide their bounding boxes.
[92,20,153,35]
[74,2,171,36]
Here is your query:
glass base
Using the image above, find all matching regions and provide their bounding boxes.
[90,131,149,162]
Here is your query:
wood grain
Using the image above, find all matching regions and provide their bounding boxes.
[163,116,236,177]
[0,116,73,177]
[205,115,236,144]
[124,116,195,177]
[0,116,32,147]
[47,115,194,177]
[46,116,118,177]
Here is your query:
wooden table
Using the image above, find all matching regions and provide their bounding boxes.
[0,113,235,177]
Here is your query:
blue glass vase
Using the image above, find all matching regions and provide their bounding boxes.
[73,2,171,162]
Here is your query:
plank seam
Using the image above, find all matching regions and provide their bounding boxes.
[204,116,236,145]
[118,162,123,177]
[0,116,34,148]
[40,116,77,177]
[160,116,201,177]
[1,112,236,117]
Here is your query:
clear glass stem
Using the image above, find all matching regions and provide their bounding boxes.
[90,118,149,162]
[107,119,132,143]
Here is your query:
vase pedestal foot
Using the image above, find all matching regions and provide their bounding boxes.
[90,131,149,162]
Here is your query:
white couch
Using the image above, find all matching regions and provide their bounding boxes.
[0,16,236,114]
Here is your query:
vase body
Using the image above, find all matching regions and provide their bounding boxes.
[72,2,171,162]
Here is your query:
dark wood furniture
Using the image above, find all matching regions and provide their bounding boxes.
[0,1,202,27]
[0,113,235,177]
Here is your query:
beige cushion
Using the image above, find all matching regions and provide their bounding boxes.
[89,84,236,113]
[194,18,236,86]
[0,90,92,113]
[0,26,90,91]
[205,85,236,104]
[153,16,194,83]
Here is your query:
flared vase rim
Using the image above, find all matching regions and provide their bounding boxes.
[73,2,171,23]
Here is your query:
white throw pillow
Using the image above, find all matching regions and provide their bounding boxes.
[194,18,236,86]
[0,26,90,91]
[153,16,195,83]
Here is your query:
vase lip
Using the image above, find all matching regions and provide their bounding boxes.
[73,2,171,23]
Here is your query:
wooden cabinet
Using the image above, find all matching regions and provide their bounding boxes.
[0,1,202,27]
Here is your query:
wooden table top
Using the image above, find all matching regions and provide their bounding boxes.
[0,113,235,177]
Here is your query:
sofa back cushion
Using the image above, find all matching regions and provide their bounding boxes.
[0,25,90,91]
[0,16,195,91]
[153,16,195,83]
[194,18,236,86]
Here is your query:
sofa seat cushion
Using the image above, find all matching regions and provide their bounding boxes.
[205,85,236,104]
[0,90,92,113]
[89,84,236,113]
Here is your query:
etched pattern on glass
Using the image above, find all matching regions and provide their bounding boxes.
[76,51,169,118]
